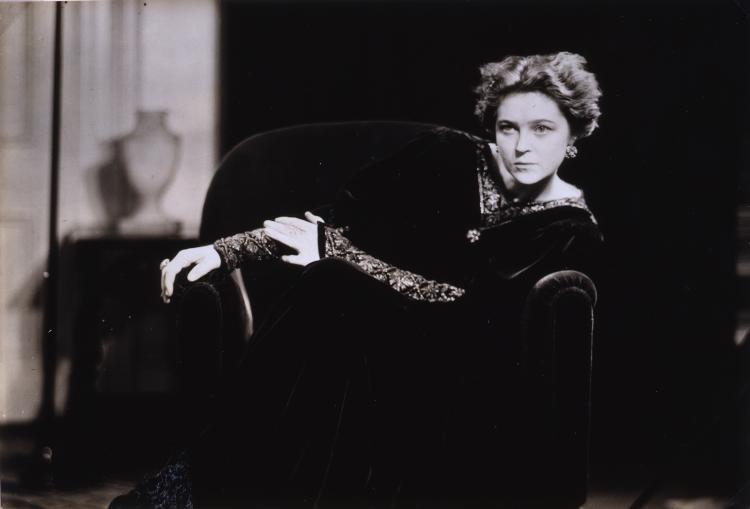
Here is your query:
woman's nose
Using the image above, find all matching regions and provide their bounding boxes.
[515,129,532,154]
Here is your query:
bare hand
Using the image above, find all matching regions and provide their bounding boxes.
[160,245,221,303]
[263,211,324,266]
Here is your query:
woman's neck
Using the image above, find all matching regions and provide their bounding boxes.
[503,175,566,204]
[525,174,582,202]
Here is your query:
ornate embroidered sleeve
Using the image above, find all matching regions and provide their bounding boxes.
[213,228,282,272]
[321,225,466,303]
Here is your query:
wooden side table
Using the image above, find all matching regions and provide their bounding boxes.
[56,234,202,472]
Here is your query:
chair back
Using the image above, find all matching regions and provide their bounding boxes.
[199,121,439,341]
[200,121,438,243]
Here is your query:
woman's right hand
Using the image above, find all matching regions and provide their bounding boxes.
[160,245,221,303]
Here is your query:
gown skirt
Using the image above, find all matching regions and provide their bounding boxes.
[181,257,501,509]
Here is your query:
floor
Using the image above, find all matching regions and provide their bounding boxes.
[2,476,135,509]
[0,481,646,509]
[0,449,731,509]
[0,478,730,509]
[0,419,736,509]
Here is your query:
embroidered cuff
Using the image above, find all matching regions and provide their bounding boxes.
[213,228,283,272]
[320,225,465,303]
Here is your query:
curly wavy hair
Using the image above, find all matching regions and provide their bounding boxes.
[474,51,602,140]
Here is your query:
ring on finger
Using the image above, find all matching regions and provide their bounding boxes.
[160,259,169,270]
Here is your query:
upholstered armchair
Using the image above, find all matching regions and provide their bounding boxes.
[173,121,597,508]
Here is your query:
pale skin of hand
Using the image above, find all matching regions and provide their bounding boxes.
[160,211,324,303]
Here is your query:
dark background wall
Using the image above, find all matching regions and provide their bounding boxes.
[220,0,748,491]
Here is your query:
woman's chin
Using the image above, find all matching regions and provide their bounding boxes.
[511,172,545,187]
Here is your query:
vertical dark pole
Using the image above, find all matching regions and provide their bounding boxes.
[39,0,63,447]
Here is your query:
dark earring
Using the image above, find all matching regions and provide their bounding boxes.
[565,145,578,159]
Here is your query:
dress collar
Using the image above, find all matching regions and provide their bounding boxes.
[474,143,596,227]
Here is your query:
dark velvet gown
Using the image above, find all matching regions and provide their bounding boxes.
[113,127,604,509]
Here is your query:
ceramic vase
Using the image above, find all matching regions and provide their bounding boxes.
[118,110,181,235]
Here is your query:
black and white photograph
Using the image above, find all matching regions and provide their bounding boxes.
[0,0,747,507]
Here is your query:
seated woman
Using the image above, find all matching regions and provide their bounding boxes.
[113,51,604,508]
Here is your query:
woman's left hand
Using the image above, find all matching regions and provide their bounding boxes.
[263,211,324,266]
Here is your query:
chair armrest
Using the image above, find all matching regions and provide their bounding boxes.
[171,270,251,407]
[525,270,597,312]
[521,270,597,508]
[229,268,255,342]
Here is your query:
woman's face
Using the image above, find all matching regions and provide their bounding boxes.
[494,91,574,188]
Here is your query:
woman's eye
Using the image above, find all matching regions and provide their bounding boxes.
[534,125,552,133]
[497,124,515,133]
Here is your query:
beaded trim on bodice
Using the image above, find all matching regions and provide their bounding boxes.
[475,144,594,228]
[466,142,595,244]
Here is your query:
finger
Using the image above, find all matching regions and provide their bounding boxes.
[161,256,185,298]
[263,220,298,235]
[163,252,194,297]
[264,220,309,241]
[262,220,294,238]
[305,211,325,224]
[160,259,170,299]
[263,227,299,250]
[164,264,179,297]
[274,216,316,231]
[281,254,304,266]
[187,261,212,282]
[161,265,167,298]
